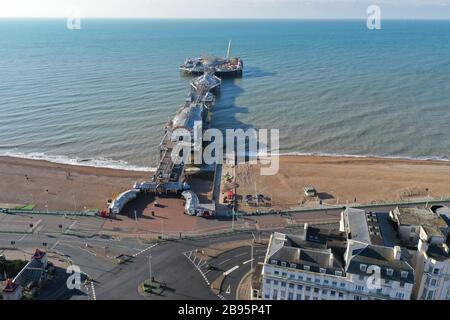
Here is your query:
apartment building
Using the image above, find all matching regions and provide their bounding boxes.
[260,221,414,300]
[390,206,450,300]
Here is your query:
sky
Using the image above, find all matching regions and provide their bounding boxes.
[1,0,450,19]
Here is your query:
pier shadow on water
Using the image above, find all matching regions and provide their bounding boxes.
[243,66,276,79]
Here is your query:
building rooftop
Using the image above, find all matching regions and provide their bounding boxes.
[346,241,415,284]
[392,207,448,238]
[266,229,347,276]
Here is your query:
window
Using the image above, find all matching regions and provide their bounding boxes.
[305,295,310,300]
[426,290,434,300]
[324,279,329,285]
[288,292,294,300]
[330,290,336,296]
[386,268,394,276]
[396,292,405,299]
[338,292,344,298]
[401,271,408,279]
[296,294,302,300]
[358,275,365,281]
[271,259,278,265]
[433,268,440,275]
[274,271,279,275]
[340,283,346,288]
[304,265,310,271]
[360,264,367,272]
[281,262,287,267]
[280,291,286,298]
[282,272,287,277]
[273,280,278,285]
[323,289,328,295]
[314,288,319,293]
[291,263,297,269]
[298,275,304,281]
[265,294,270,299]
[297,284,303,290]
[335,271,343,276]
[265,279,271,284]
[289,274,295,279]
[306,277,312,282]
[320,268,326,274]
[281,281,286,287]
[430,279,437,286]
[305,286,311,292]
[356,285,364,291]
[332,281,337,286]
[354,295,362,300]
[273,290,278,300]
[315,278,321,284]
[289,283,295,289]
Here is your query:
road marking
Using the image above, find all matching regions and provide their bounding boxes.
[218,294,227,300]
[18,233,28,242]
[235,252,247,258]
[65,221,77,234]
[223,265,239,276]
[225,284,231,294]
[50,240,60,250]
[218,258,231,265]
[183,252,210,286]
[243,259,254,265]
[91,282,97,300]
[132,243,158,257]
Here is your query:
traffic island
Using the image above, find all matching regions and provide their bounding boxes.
[138,278,165,296]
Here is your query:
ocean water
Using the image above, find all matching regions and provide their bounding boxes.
[0,19,449,169]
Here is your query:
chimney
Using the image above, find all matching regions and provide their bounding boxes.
[329,253,334,267]
[394,246,401,260]
[302,223,309,240]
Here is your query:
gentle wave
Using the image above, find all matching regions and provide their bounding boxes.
[0,151,156,172]
[278,152,450,162]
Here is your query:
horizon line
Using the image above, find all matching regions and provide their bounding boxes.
[1,17,449,20]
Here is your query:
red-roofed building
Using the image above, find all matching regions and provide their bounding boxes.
[2,279,23,300]
[31,249,48,268]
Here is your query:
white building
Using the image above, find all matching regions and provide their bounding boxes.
[389,206,450,300]
[260,223,414,300]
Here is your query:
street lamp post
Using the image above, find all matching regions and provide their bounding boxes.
[148,254,153,281]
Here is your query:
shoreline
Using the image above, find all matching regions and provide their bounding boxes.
[1,151,450,174]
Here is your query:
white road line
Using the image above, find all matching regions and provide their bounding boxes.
[218,294,227,300]
[218,258,231,265]
[18,234,28,242]
[183,252,210,286]
[132,244,158,257]
[65,221,77,233]
[50,240,60,250]
[243,259,254,265]
[223,265,239,276]
[91,282,97,300]
[235,252,247,258]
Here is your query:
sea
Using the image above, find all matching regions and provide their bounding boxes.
[0,19,449,170]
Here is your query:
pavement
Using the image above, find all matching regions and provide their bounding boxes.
[1,201,448,300]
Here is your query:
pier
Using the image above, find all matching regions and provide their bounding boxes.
[109,62,238,215]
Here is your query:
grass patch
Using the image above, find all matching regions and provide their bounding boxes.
[15,204,35,211]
